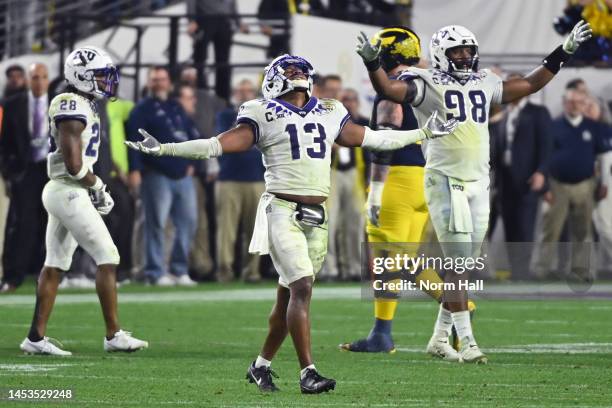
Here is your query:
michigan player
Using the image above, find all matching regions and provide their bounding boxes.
[19,46,148,355]
[126,54,458,392]
[340,27,461,360]
[356,21,592,363]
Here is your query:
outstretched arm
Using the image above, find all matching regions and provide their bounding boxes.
[336,111,458,149]
[125,123,255,159]
[502,20,592,104]
[356,32,418,104]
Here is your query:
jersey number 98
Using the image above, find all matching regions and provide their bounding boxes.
[444,90,487,123]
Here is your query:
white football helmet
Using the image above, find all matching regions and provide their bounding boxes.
[430,25,479,81]
[64,46,119,99]
[261,54,314,100]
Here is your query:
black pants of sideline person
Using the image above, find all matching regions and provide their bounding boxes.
[192,17,233,101]
[1,161,48,287]
[499,178,539,280]
[105,177,135,280]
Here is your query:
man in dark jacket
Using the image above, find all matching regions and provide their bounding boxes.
[491,73,553,278]
[0,63,49,292]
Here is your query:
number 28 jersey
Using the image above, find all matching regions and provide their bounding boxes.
[399,67,503,181]
[47,92,101,181]
[237,97,350,196]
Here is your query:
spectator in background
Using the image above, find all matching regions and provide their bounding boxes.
[215,79,265,282]
[3,65,27,99]
[322,88,369,280]
[0,63,49,293]
[320,74,342,99]
[490,73,552,279]
[127,66,199,286]
[187,0,248,101]
[535,88,610,281]
[566,77,612,123]
[180,66,225,278]
[311,74,324,98]
[257,0,325,58]
[104,95,136,281]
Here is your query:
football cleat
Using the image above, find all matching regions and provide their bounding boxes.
[339,332,396,353]
[246,362,280,392]
[452,299,476,351]
[175,274,197,287]
[299,368,336,394]
[20,337,72,356]
[104,330,148,352]
[459,336,487,364]
[426,336,461,362]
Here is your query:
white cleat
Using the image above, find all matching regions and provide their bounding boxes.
[426,337,461,362]
[175,274,197,287]
[104,330,148,353]
[20,337,72,356]
[459,337,488,364]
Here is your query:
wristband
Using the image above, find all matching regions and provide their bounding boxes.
[542,45,571,75]
[68,165,88,181]
[90,176,104,191]
[368,181,384,205]
[364,57,381,72]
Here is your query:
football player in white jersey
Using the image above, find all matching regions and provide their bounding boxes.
[126,54,458,393]
[356,21,592,363]
[19,46,148,356]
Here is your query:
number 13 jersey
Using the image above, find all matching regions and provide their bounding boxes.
[237,97,350,196]
[399,67,503,181]
[47,92,101,181]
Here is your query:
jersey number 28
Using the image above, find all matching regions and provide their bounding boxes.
[285,123,327,160]
[444,90,487,123]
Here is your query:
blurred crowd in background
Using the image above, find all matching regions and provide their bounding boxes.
[0,0,611,292]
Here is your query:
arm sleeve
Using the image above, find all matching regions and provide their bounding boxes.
[397,71,425,106]
[161,137,223,159]
[236,101,261,144]
[361,126,427,151]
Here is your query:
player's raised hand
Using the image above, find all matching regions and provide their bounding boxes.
[356,31,381,62]
[563,20,592,54]
[423,111,459,139]
[125,129,162,156]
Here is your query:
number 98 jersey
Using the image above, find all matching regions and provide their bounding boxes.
[237,97,351,196]
[399,67,503,181]
[47,92,101,181]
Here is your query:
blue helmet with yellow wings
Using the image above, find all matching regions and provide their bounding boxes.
[372,26,421,72]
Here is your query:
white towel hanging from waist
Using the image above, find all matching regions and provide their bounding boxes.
[248,192,275,255]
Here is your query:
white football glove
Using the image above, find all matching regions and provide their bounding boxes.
[89,184,114,216]
[563,20,593,54]
[125,129,163,156]
[365,181,384,227]
[422,111,459,139]
[356,31,381,63]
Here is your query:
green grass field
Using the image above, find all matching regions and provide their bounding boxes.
[1,282,612,407]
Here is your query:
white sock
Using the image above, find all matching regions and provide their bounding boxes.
[433,304,453,339]
[451,310,474,341]
[254,355,271,368]
[300,364,316,379]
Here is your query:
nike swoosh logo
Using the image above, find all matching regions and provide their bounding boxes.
[302,208,322,219]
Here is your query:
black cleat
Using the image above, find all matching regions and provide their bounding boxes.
[300,368,336,394]
[246,362,280,392]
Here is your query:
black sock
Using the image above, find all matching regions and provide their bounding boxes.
[27,297,44,342]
